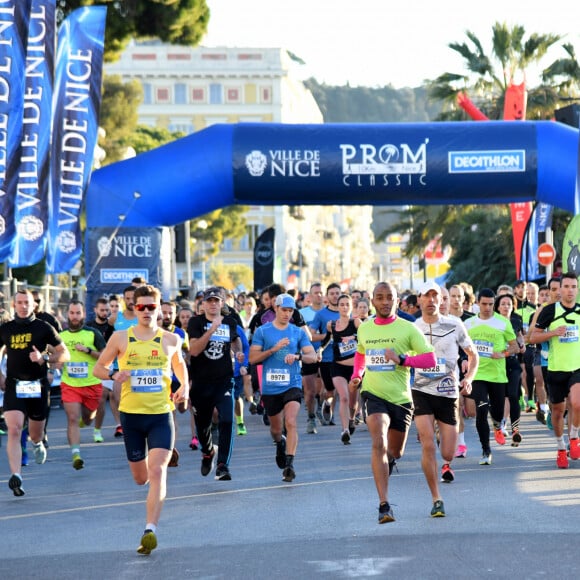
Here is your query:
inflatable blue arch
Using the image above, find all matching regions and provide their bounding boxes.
[86,120,579,228]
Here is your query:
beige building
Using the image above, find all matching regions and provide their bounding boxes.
[105,40,375,292]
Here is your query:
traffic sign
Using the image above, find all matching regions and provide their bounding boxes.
[537,243,556,266]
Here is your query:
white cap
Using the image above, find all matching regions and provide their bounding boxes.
[418,281,441,296]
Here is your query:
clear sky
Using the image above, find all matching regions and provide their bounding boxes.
[202,0,580,89]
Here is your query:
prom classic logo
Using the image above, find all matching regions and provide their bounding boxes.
[340,140,428,188]
[245,149,321,178]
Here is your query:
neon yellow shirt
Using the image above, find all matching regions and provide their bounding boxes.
[357,318,434,405]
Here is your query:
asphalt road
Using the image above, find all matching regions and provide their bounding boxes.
[1,402,579,579]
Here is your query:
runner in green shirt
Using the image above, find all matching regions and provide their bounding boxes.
[464,288,518,466]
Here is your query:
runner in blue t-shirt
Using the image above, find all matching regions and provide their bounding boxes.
[250,294,316,483]
[309,283,341,424]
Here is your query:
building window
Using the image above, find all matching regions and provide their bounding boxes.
[156,87,170,103]
[238,53,263,61]
[168,121,193,134]
[226,87,241,103]
[175,83,187,104]
[132,53,156,60]
[142,83,152,105]
[261,87,272,103]
[209,83,222,104]
[191,87,205,102]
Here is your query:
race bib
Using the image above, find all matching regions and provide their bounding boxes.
[418,357,447,379]
[130,369,163,393]
[66,361,89,379]
[474,340,493,358]
[559,325,579,343]
[16,380,42,399]
[365,349,395,372]
[209,323,231,343]
[265,369,290,385]
[338,340,357,356]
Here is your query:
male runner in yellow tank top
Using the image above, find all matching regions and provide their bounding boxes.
[93,285,189,555]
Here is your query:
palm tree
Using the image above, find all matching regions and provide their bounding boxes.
[427,22,563,120]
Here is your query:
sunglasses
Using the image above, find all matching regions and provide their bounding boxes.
[135,303,158,312]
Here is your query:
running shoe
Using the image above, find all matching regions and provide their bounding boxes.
[341,429,351,445]
[189,436,199,450]
[262,414,270,426]
[282,465,296,482]
[72,453,84,470]
[8,474,25,497]
[526,401,537,412]
[431,499,446,518]
[114,425,124,438]
[200,447,216,476]
[215,463,232,481]
[21,449,29,467]
[455,444,467,458]
[519,396,526,411]
[348,419,356,435]
[168,448,179,467]
[316,406,325,425]
[306,417,317,434]
[93,429,104,443]
[237,423,247,436]
[137,529,157,555]
[275,436,287,469]
[33,441,47,465]
[378,502,395,524]
[557,449,569,469]
[388,457,398,476]
[78,418,87,428]
[511,430,522,447]
[441,463,454,483]
[536,408,546,425]
[249,401,258,415]
[500,420,508,437]
[494,428,506,446]
[546,412,553,431]
[321,400,332,425]
[569,438,580,460]
[479,453,492,465]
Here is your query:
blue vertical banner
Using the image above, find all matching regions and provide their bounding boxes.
[9,0,55,267]
[46,5,106,273]
[521,203,541,281]
[0,0,32,262]
[535,202,553,234]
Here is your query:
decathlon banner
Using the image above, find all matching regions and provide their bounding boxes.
[84,226,165,310]
[9,0,55,267]
[0,0,32,262]
[46,5,106,273]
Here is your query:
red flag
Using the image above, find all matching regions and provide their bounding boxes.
[504,82,530,278]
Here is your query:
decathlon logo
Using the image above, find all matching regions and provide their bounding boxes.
[449,150,525,173]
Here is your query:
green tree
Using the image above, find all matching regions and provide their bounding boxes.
[427,22,563,120]
[57,0,210,62]
[99,75,143,164]
[210,262,253,291]
[190,206,248,258]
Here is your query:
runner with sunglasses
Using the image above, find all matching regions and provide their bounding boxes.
[93,285,189,555]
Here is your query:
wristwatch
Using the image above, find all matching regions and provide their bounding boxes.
[398,354,407,366]
[42,353,50,362]
[296,353,302,361]
[108,368,117,380]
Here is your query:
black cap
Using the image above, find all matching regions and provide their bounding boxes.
[203,287,222,301]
